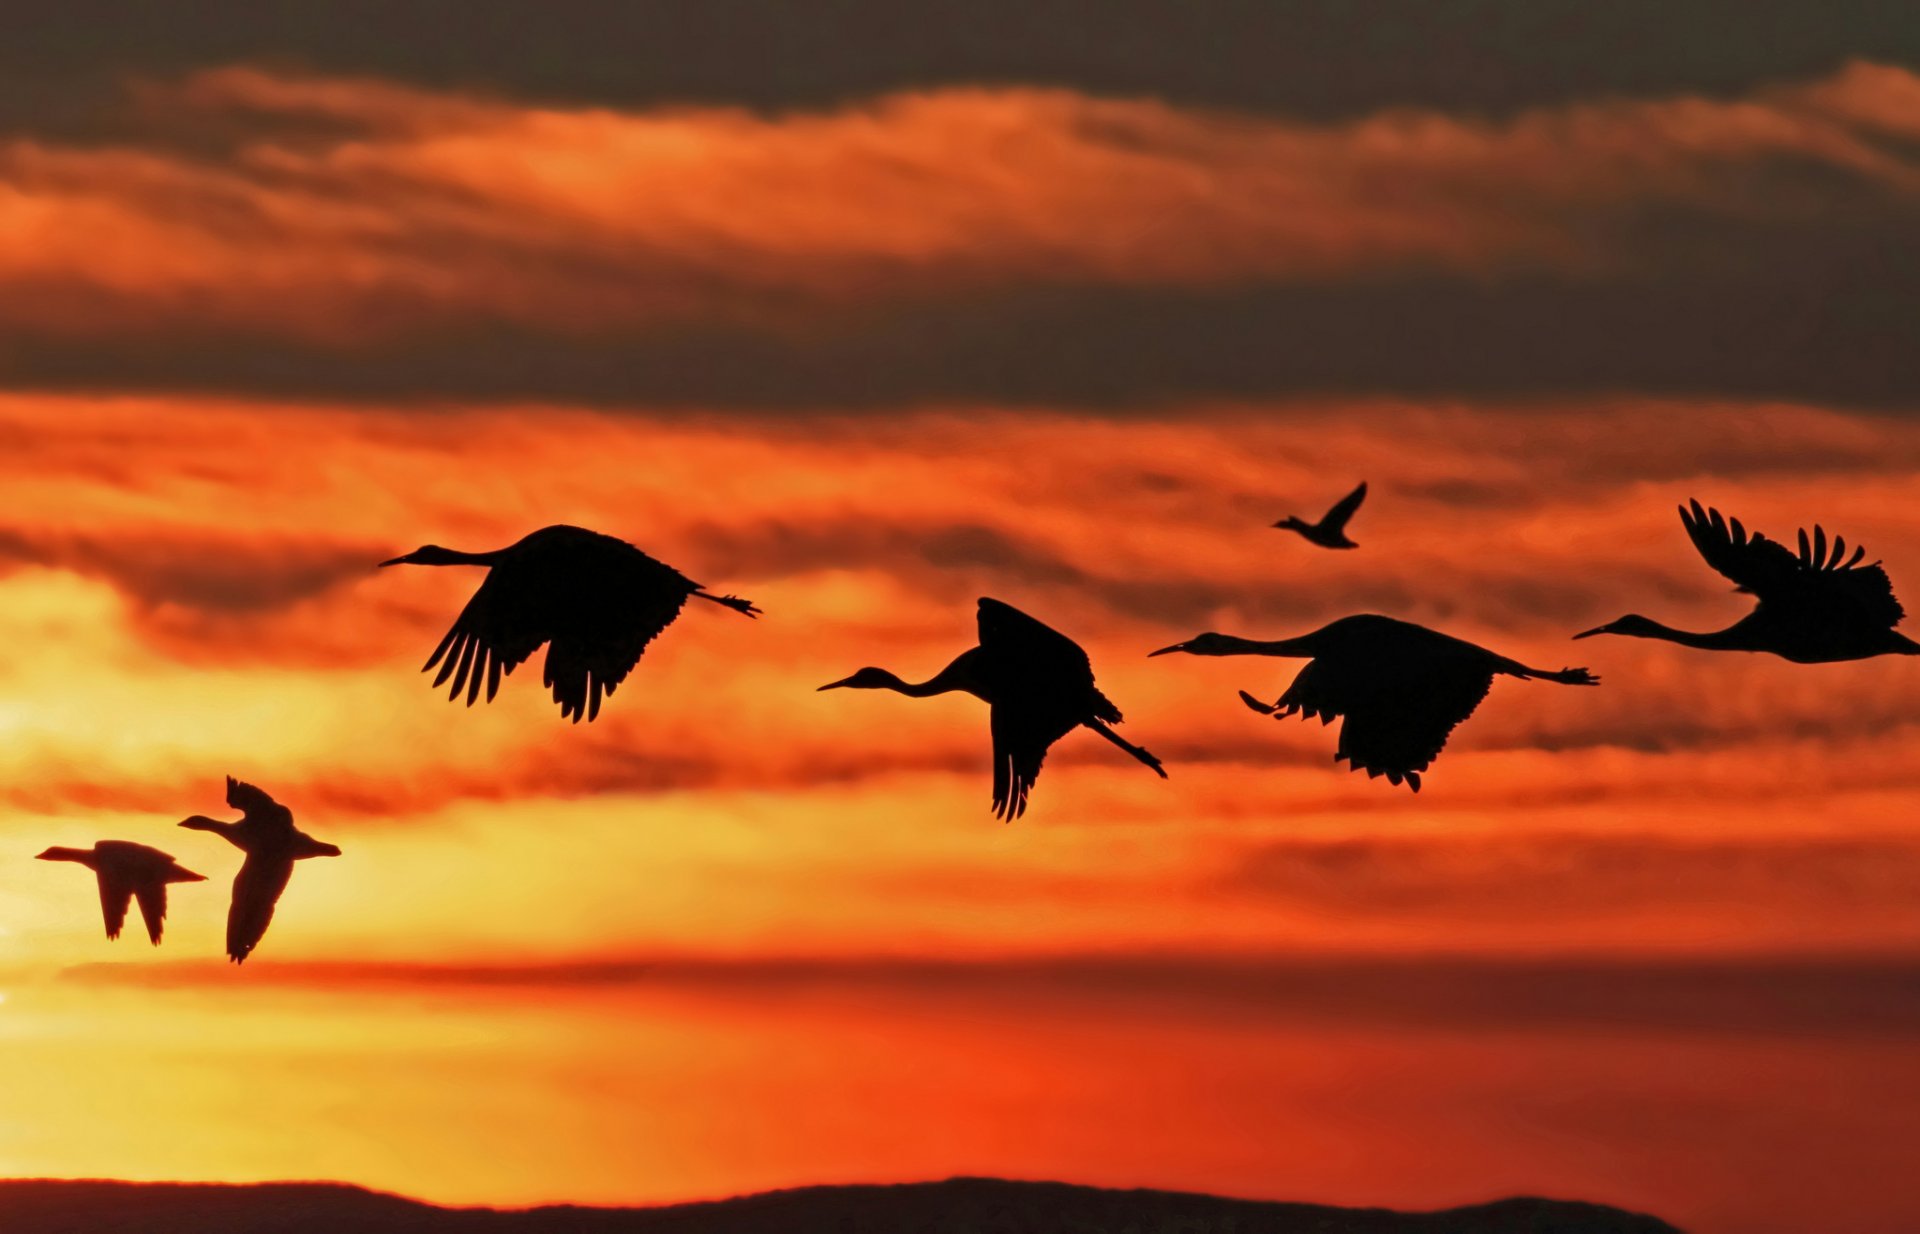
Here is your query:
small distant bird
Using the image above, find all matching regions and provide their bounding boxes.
[1576,500,1918,662]
[180,777,340,964]
[1275,481,1367,549]
[1151,614,1596,790]
[381,525,760,723]
[819,597,1167,819]
[35,841,205,944]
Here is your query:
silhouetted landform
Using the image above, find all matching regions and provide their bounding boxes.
[0,1177,1684,1234]
[820,598,1166,819]
[33,842,204,944]
[1275,480,1367,549]
[178,777,340,964]
[1577,499,1917,662]
[382,525,760,723]
[1152,615,1597,791]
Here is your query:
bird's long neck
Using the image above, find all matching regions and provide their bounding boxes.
[888,658,977,697]
[180,815,241,839]
[420,546,503,567]
[1209,633,1320,658]
[1630,620,1753,650]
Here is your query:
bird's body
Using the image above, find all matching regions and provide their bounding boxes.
[381,524,760,723]
[179,777,340,963]
[1151,614,1596,791]
[1577,501,1920,663]
[1276,482,1367,549]
[820,598,1166,819]
[36,841,205,944]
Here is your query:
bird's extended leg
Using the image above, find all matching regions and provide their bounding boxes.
[1505,662,1599,686]
[1238,690,1279,715]
[693,591,763,618]
[1083,719,1169,779]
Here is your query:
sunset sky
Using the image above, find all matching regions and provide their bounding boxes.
[4,8,1920,1234]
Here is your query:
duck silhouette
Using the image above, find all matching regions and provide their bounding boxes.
[1275,482,1367,549]
[820,597,1166,819]
[382,525,760,722]
[179,777,340,964]
[1577,500,1919,662]
[1152,614,1596,790]
[36,841,205,944]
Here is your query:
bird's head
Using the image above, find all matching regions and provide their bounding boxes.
[1271,516,1306,530]
[816,667,903,692]
[1148,632,1240,658]
[378,544,465,567]
[35,846,86,862]
[1573,614,1663,640]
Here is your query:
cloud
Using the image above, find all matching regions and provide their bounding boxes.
[7,64,1920,403]
[63,950,1920,1039]
[1219,833,1920,917]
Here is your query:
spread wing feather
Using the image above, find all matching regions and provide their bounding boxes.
[1682,500,1903,627]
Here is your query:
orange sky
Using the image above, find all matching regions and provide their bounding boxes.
[4,52,1920,1234]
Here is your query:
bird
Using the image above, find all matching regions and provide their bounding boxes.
[1575,500,1919,663]
[1150,614,1597,791]
[1274,481,1367,549]
[380,525,761,723]
[818,597,1167,819]
[35,841,205,944]
[179,777,340,964]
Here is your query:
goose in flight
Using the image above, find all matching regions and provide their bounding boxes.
[382,525,761,723]
[1275,482,1367,549]
[180,777,340,964]
[1576,500,1918,662]
[1151,614,1596,790]
[36,841,205,944]
[819,597,1167,819]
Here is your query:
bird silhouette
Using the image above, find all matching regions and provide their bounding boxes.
[35,841,205,944]
[1150,614,1596,790]
[179,777,340,964]
[819,597,1167,819]
[381,525,761,723]
[1275,481,1367,549]
[1576,500,1919,662]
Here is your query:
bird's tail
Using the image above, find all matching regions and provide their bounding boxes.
[695,591,762,618]
[1084,719,1169,779]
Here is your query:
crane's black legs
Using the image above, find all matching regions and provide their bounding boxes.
[1084,719,1168,779]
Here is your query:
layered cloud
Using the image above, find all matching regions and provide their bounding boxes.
[6,63,1920,401]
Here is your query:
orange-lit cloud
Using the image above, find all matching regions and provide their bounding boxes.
[3,61,1920,348]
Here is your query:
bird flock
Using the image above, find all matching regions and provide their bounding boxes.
[36,492,1917,962]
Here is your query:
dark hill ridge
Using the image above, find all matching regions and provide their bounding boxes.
[0,1177,1681,1234]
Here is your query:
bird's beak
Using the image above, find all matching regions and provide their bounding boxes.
[816,676,856,691]
[1147,641,1191,658]
[377,554,409,568]
[33,849,57,860]
[1571,625,1608,640]
[180,870,208,882]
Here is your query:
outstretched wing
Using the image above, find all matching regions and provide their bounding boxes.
[1681,500,1903,627]
[227,855,294,964]
[988,704,1076,821]
[429,536,701,723]
[133,883,168,945]
[977,597,1117,720]
[1320,481,1368,532]
[1266,653,1494,790]
[423,566,553,710]
[97,873,133,941]
[225,777,292,828]
[539,559,694,723]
